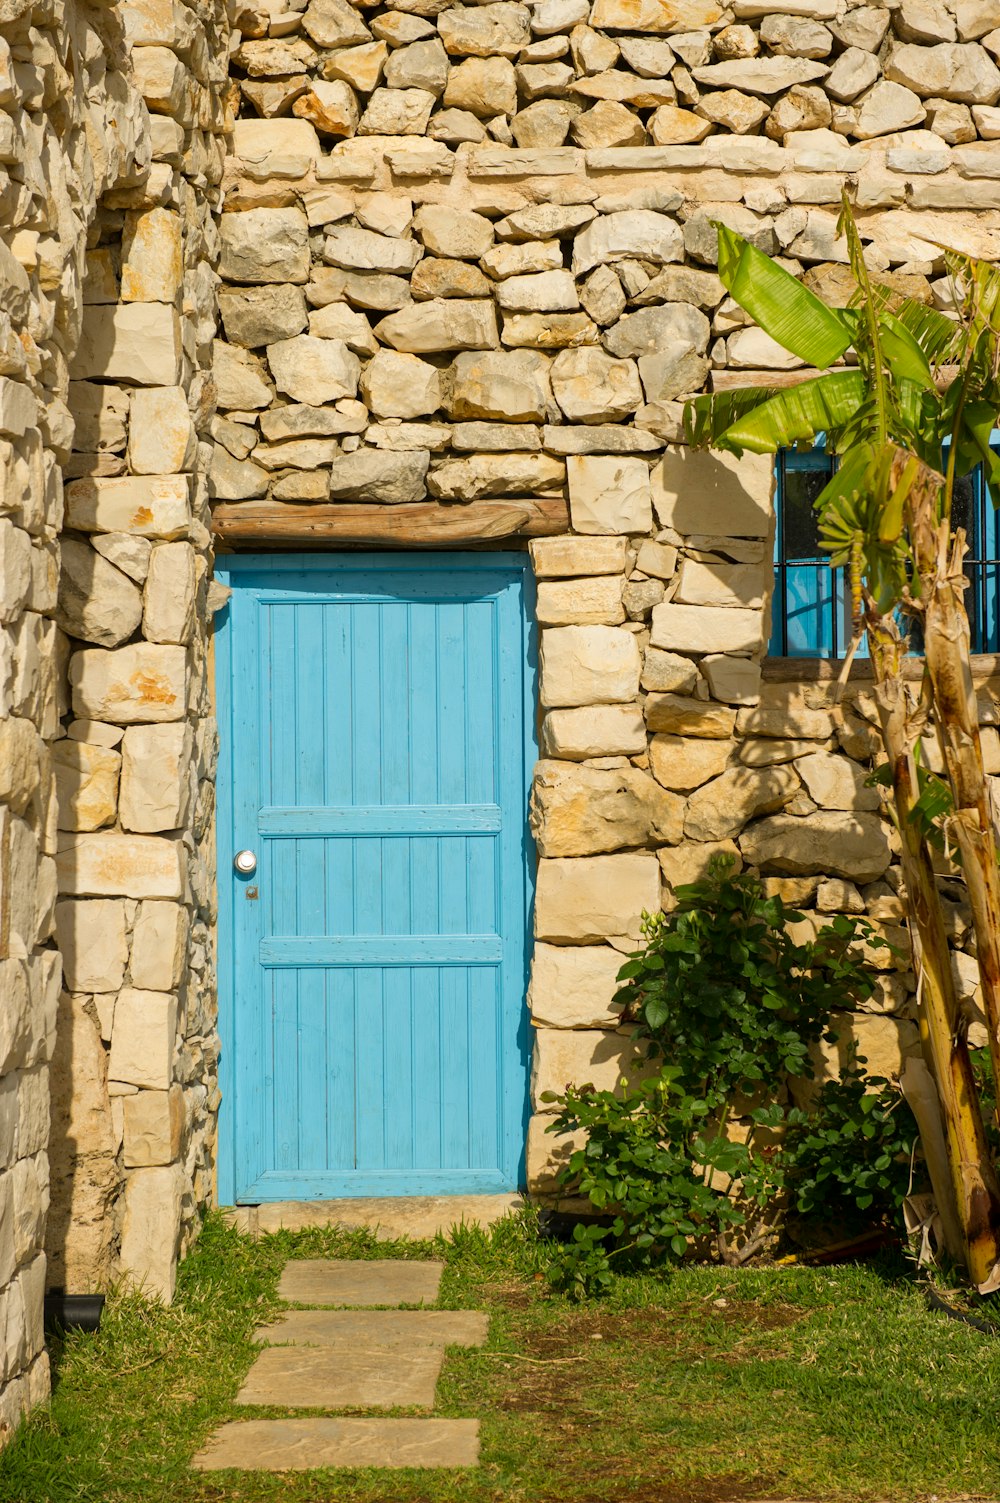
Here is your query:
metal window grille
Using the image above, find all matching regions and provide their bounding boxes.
[770,447,1000,659]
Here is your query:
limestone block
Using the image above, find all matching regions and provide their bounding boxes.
[529,943,625,1028]
[413,208,494,261]
[588,0,722,28]
[447,350,551,421]
[496,271,580,313]
[573,211,684,278]
[658,839,742,892]
[675,559,768,608]
[428,454,564,500]
[295,80,361,137]
[128,388,195,476]
[439,3,530,57]
[360,350,441,418]
[739,812,891,882]
[233,118,322,160]
[531,760,683,856]
[324,39,388,94]
[539,625,641,707]
[525,1113,586,1193]
[11,1154,46,1268]
[532,1026,651,1107]
[56,539,143,650]
[0,716,42,817]
[376,299,499,352]
[108,989,178,1091]
[119,1164,184,1303]
[328,450,429,502]
[855,80,928,137]
[0,957,31,1076]
[651,448,772,536]
[796,1015,921,1105]
[54,899,127,992]
[741,737,821,766]
[143,544,196,647]
[736,703,834,739]
[536,576,625,626]
[213,342,273,411]
[685,763,799,842]
[325,225,423,275]
[218,288,308,353]
[700,655,761,706]
[885,42,1000,105]
[220,208,310,285]
[71,305,182,386]
[121,209,182,305]
[650,602,763,655]
[541,703,646,759]
[826,47,881,103]
[309,304,379,356]
[794,750,881,811]
[530,537,627,577]
[649,734,735,791]
[645,694,737,738]
[131,44,191,116]
[130,902,188,991]
[534,853,660,941]
[641,649,697,694]
[413,258,492,300]
[0,519,30,625]
[266,336,361,404]
[53,742,120,832]
[359,85,436,133]
[504,312,600,348]
[604,304,710,359]
[123,1086,184,1168]
[56,834,184,900]
[70,644,186,724]
[549,348,642,424]
[120,723,191,833]
[444,57,517,117]
[68,384,129,453]
[567,454,652,534]
[46,992,116,1292]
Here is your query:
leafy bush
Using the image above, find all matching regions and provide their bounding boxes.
[544,857,917,1296]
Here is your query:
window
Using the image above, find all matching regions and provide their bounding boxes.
[770,444,1000,658]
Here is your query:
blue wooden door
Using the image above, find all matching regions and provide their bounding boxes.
[215,554,535,1203]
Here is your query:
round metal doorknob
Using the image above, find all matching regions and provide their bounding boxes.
[234,849,257,875]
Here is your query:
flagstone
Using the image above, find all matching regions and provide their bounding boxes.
[192,1417,480,1470]
[255,1309,489,1348]
[278,1258,444,1307]
[236,1345,443,1409]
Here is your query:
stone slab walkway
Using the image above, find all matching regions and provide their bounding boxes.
[192,1256,483,1474]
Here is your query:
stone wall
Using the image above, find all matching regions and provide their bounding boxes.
[209,0,1000,1201]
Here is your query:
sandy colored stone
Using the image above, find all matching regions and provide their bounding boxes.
[530,537,627,578]
[53,741,120,832]
[249,1197,518,1239]
[651,448,772,536]
[328,451,429,503]
[428,453,563,500]
[439,3,530,57]
[294,80,360,137]
[541,704,645,759]
[641,649,697,695]
[123,1086,184,1168]
[64,475,190,540]
[550,348,642,424]
[650,603,763,655]
[649,734,735,792]
[220,208,310,286]
[525,1113,586,1194]
[539,625,641,708]
[213,342,273,410]
[144,543,196,646]
[71,305,182,387]
[120,723,191,833]
[120,1164,184,1303]
[588,0,722,29]
[444,57,517,117]
[56,539,143,650]
[567,454,652,534]
[573,211,684,277]
[130,902,187,992]
[448,350,550,421]
[54,899,127,992]
[377,300,499,353]
[108,990,178,1091]
[412,259,492,300]
[238,1346,443,1409]
[700,655,762,706]
[279,1259,444,1306]
[413,207,494,261]
[267,336,361,404]
[360,350,441,419]
[70,644,186,724]
[529,942,625,1027]
[531,760,683,855]
[684,764,799,842]
[193,1418,480,1471]
[533,1027,651,1105]
[739,812,892,883]
[256,1309,489,1348]
[534,853,660,941]
[645,694,737,738]
[128,387,195,475]
[121,208,182,305]
[56,834,184,901]
[536,576,625,626]
[658,839,742,891]
[795,750,881,812]
[886,41,1000,105]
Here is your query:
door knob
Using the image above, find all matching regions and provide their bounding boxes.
[234,849,257,875]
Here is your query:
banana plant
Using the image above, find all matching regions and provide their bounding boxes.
[685,197,1000,1291]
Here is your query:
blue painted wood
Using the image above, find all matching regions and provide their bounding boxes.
[214,553,534,1203]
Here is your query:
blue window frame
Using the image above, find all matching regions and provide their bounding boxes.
[770,444,1000,658]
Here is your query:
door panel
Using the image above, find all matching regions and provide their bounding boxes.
[215,554,534,1203]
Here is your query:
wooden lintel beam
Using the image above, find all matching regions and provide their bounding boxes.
[212,497,570,549]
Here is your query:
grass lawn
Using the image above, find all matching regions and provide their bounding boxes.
[2,1209,1000,1503]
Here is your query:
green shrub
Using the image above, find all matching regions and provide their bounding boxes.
[544,857,917,1297]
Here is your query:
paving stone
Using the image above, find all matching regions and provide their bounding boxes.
[278,1259,444,1307]
[255,1309,489,1348]
[237,1345,443,1409]
[192,1417,480,1470]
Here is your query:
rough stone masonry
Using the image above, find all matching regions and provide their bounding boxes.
[2,0,1000,1445]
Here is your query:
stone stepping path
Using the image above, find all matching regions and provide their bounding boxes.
[192,1256,483,1474]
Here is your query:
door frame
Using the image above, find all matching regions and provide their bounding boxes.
[213,550,538,1206]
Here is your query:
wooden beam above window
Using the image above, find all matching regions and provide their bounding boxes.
[212,497,569,550]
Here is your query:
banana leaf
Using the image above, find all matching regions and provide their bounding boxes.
[716,223,854,370]
[709,370,867,455]
[684,383,779,447]
[879,310,935,390]
[872,287,965,367]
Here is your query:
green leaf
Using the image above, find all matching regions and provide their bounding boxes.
[685,385,779,449]
[713,370,867,455]
[716,223,854,369]
[879,310,934,390]
[874,287,964,367]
